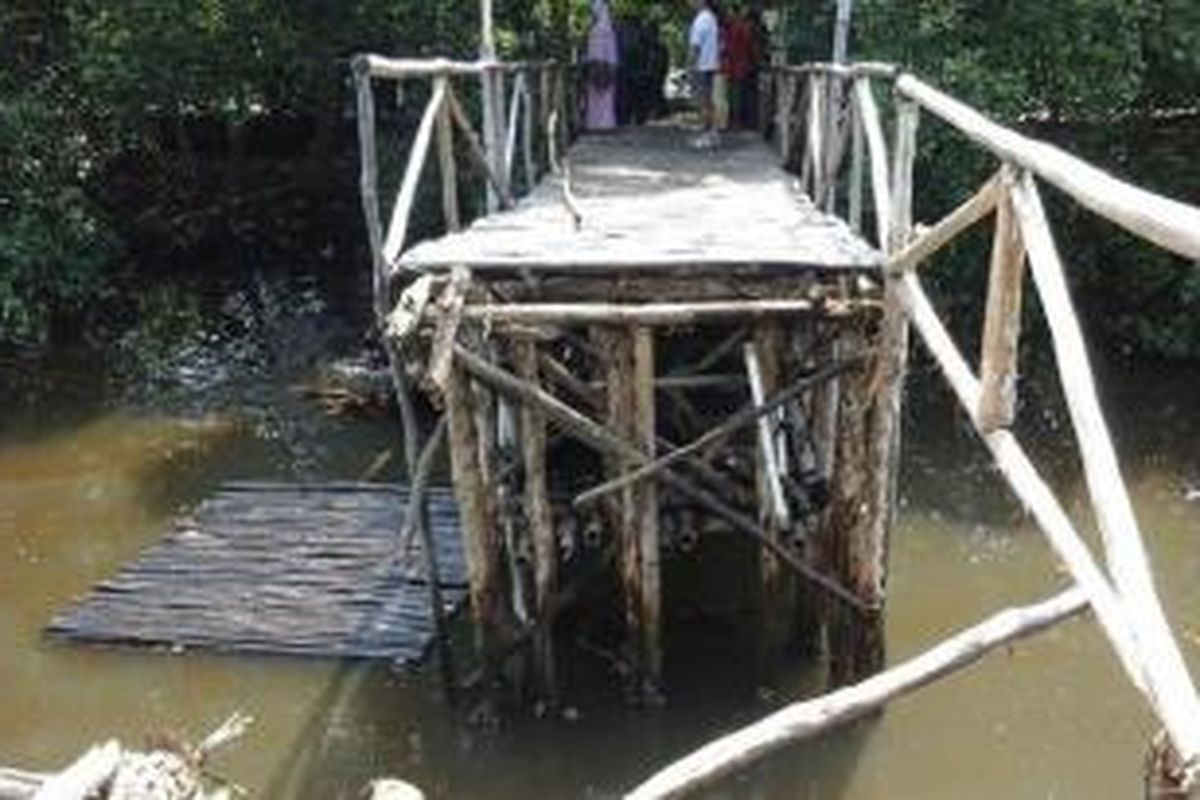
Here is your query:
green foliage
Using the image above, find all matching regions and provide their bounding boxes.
[785,0,1200,359]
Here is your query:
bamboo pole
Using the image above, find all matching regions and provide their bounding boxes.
[452,345,868,611]
[854,77,890,250]
[504,71,525,189]
[803,74,823,197]
[521,71,536,191]
[976,171,1026,432]
[382,78,448,266]
[1011,173,1200,773]
[623,588,1088,800]
[895,74,1200,262]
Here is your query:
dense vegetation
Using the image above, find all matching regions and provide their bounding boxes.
[2,1,1198,355]
[788,0,1200,357]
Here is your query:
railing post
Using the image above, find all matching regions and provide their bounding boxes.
[977,166,1025,431]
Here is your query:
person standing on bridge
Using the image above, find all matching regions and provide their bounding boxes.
[585,0,619,131]
[688,0,721,148]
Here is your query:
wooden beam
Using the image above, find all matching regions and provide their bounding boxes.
[1010,172,1200,770]
[444,364,505,665]
[633,326,662,685]
[854,77,890,250]
[895,73,1200,262]
[445,84,514,209]
[887,170,1002,273]
[976,171,1026,432]
[622,588,1088,800]
[355,55,554,80]
[435,76,461,232]
[460,299,865,326]
[745,341,791,528]
[382,77,448,268]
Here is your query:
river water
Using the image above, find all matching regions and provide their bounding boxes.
[2,276,1198,798]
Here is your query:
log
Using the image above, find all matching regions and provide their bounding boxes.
[887,170,1001,273]
[848,97,864,234]
[976,171,1026,432]
[451,345,868,611]
[444,364,505,664]
[382,78,447,267]
[854,77,891,250]
[895,73,1200,262]
[573,357,861,509]
[622,588,1088,800]
[460,299,864,326]
[435,77,461,232]
[1011,173,1200,771]
[32,741,120,800]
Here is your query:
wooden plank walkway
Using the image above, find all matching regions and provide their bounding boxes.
[46,482,466,665]
[400,125,882,276]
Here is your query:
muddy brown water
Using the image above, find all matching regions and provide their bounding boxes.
[2,325,1198,798]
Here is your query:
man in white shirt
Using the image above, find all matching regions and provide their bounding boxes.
[688,0,720,147]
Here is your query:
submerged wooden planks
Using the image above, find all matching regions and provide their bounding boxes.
[399,126,883,276]
[47,482,467,665]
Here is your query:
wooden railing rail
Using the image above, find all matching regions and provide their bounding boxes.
[630,61,1200,797]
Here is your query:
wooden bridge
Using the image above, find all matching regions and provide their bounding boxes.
[348,40,1200,799]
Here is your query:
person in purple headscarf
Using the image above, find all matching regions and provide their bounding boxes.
[585,0,619,130]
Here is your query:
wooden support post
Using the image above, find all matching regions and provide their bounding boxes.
[515,339,558,700]
[977,169,1026,432]
[435,76,461,232]
[351,63,386,321]
[445,366,506,670]
[633,327,661,688]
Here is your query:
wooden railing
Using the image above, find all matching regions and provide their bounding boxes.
[628,62,1200,798]
[351,54,574,321]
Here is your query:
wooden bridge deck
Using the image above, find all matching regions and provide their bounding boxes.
[400,125,882,277]
[47,483,466,664]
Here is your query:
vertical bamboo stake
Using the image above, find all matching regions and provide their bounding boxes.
[435,76,461,232]
[517,339,557,699]
[977,169,1026,432]
[633,326,661,687]
[521,71,536,191]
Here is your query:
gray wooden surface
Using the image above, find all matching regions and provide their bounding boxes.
[399,126,882,276]
[47,483,466,665]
